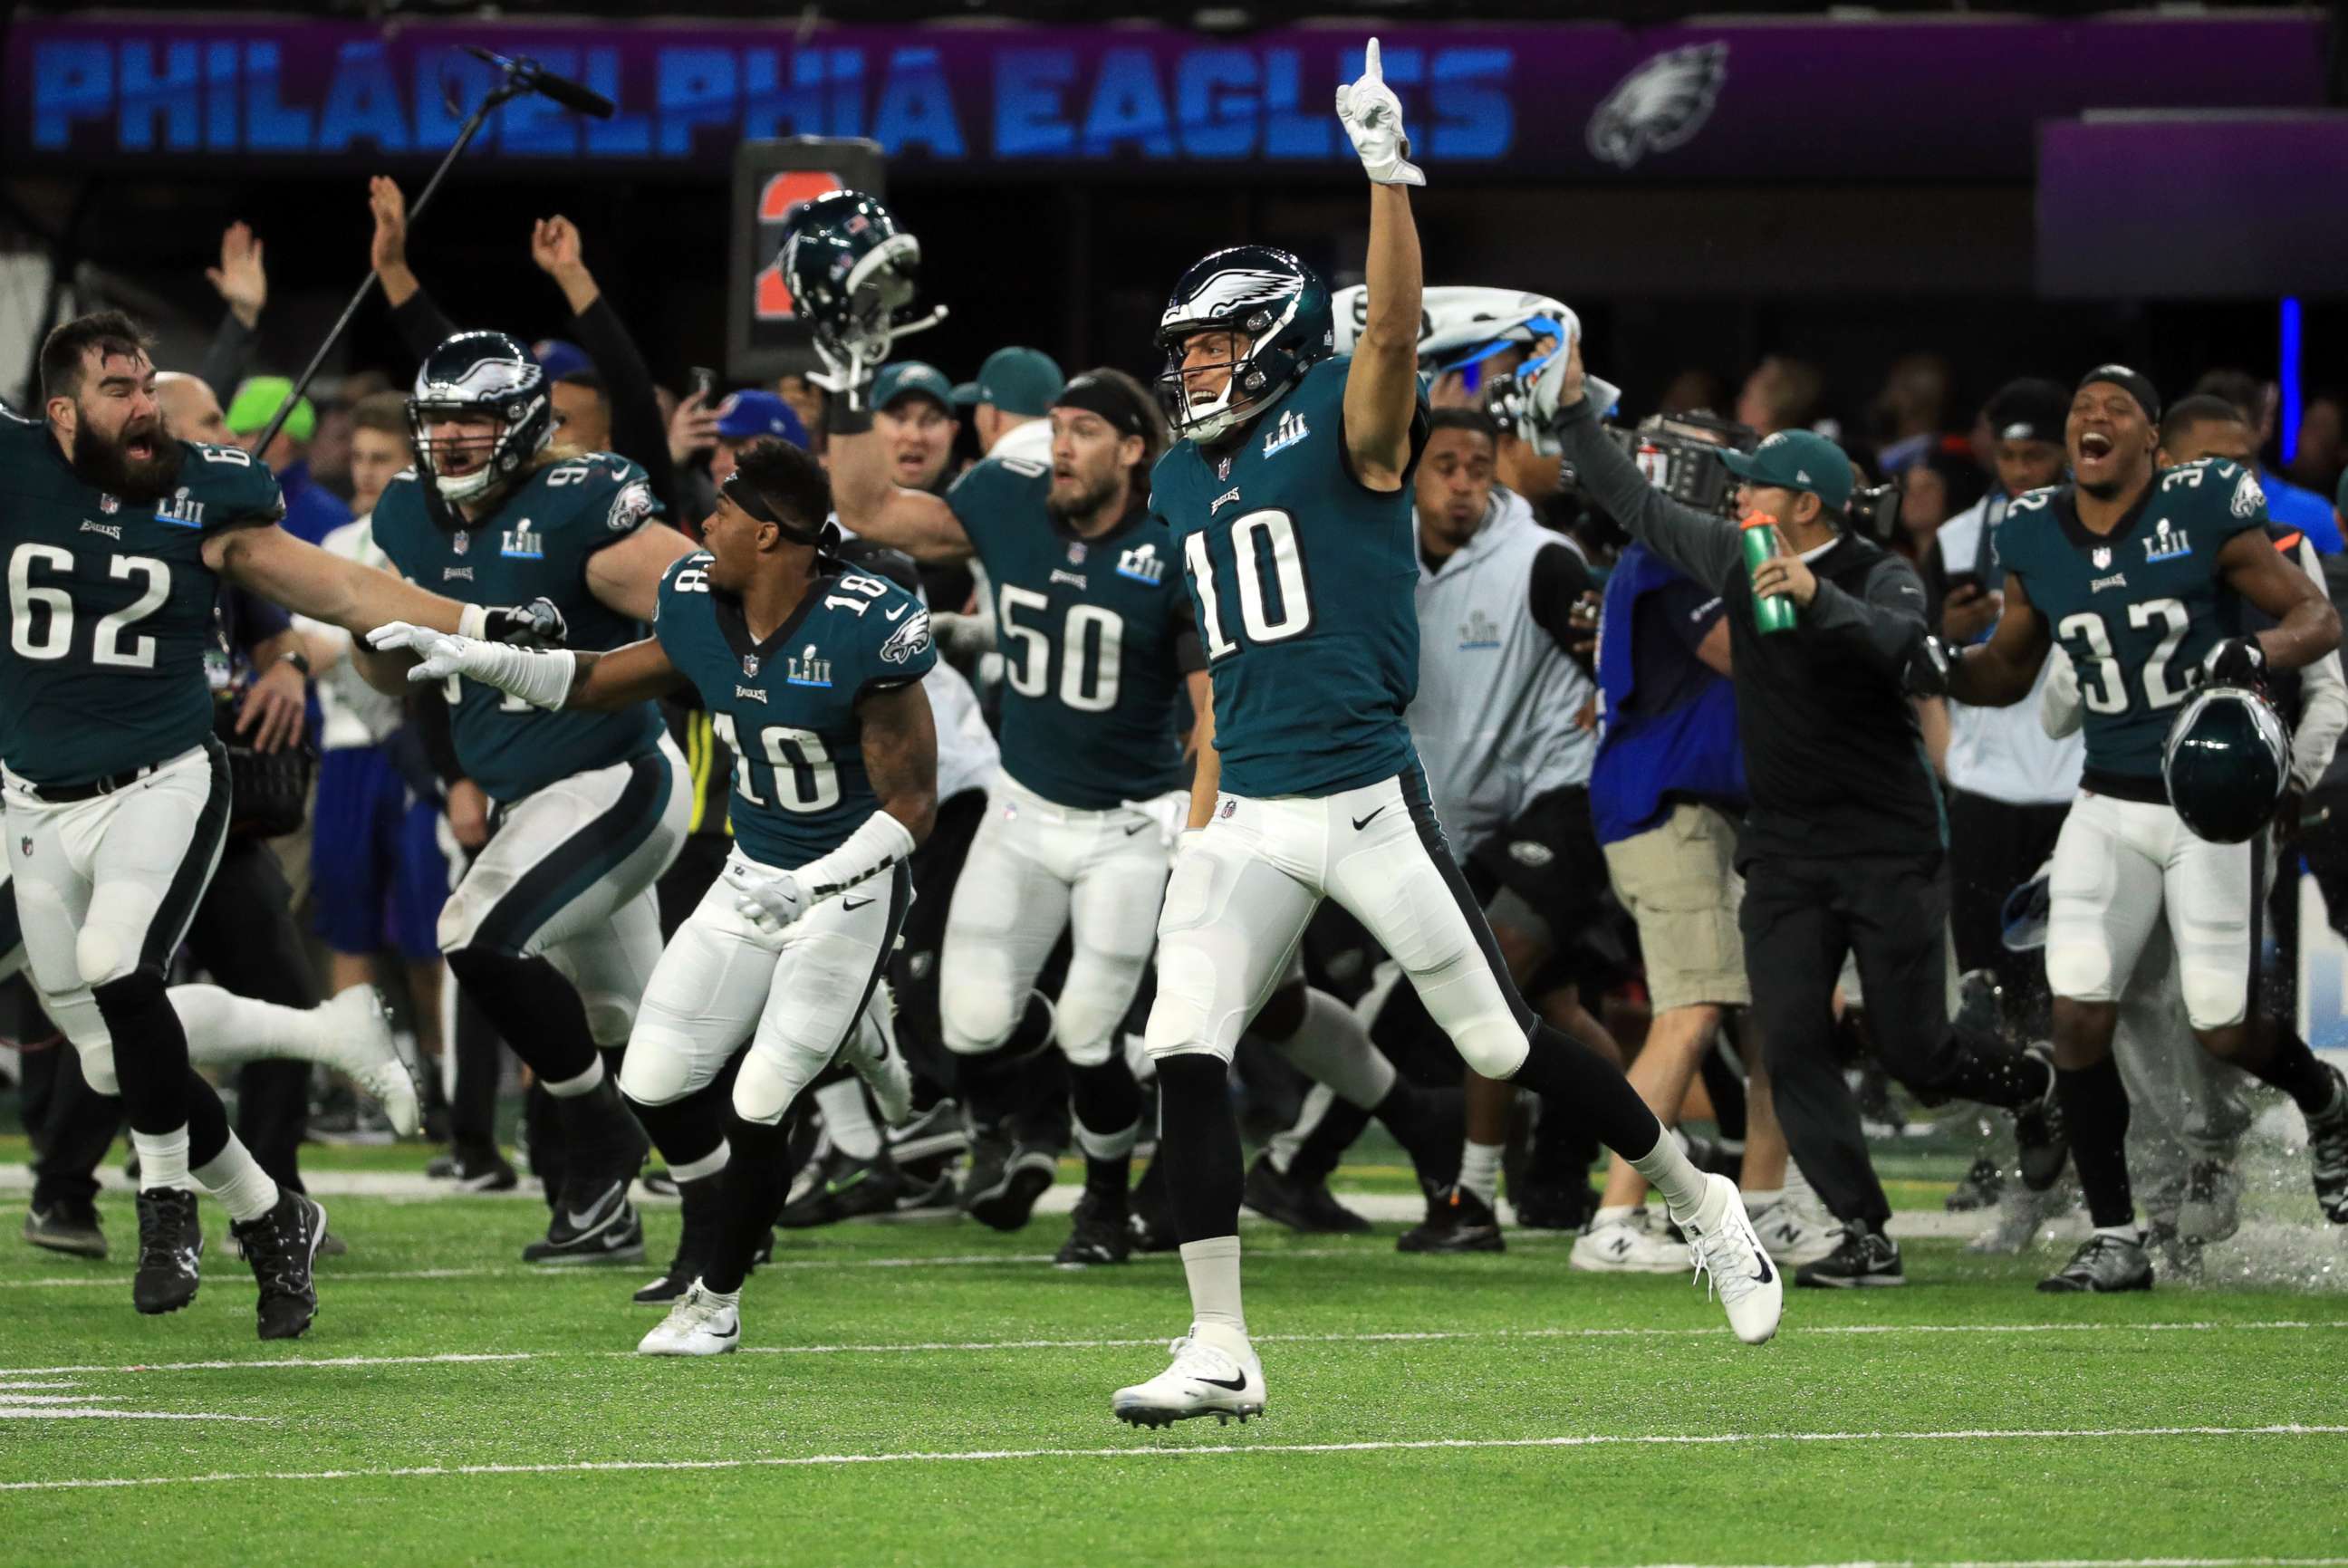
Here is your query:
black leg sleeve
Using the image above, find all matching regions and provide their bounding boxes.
[1155,1053,1246,1246]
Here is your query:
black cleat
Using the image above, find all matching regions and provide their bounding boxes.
[234,1190,327,1341]
[1510,1177,1599,1232]
[1054,1191,1131,1267]
[1243,1151,1369,1235]
[2307,1066,2348,1224]
[2013,1048,2071,1193]
[1126,1159,1180,1254]
[887,1098,971,1168]
[963,1140,1057,1232]
[523,1176,647,1265]
[1944,1155,2006,1213]
[24,1198,106,1258]
[425,1146,519,1193]
[1794,1225,1905,1288]
[2038,1230,2155,1294]
[2178,1158,2242,1246]
[1397,1184,1505,1254]
[133,1188,203,1313]
[778,1148,907,1230]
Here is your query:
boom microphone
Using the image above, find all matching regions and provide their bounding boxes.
[461,45,618,120]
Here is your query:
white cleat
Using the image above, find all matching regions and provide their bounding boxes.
[637,1280,742,1356]
[1111,1327,1265,1429]
[1748,1198,1843,1267]
[325,986,419,1137]
[1678,1173,1784,1345]
[1569,1209,1691,1273]
[837,988,914,1128]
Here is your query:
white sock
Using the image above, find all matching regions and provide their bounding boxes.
[1631,1132,1712,1220]
[2093,1221,2142,1244]
[171,984,329,1066]
[1592,1203,1635,1225]
[1074,1117,1140,1163]
[669,1141,730,1183]
[1742,1187,1784,1210]
[814,1079,880,1159]
[131,1125,193,1193]
[1458,1140,1505,1206]
[542,1055,605,1099]
[193,1137,281,1223]
[1179,1235,1246,1340]
[1270,988,1396,1109]
[698,1281,741,1307]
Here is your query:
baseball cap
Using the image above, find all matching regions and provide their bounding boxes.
[962,346,1063,418]
[531,338,593,382]
[713,390,808,448]
[1718,428,1855,513]
[1984,378,2069,446]
[225,376,315,444]
[872,361,955,414]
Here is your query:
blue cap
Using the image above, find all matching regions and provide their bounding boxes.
[713,390,807,448]
[531,338,593,382]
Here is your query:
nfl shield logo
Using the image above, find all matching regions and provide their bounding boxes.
[1217,457,1233,481]
[17,837,28,858]
[1068,543,1087,564]
[1219,800,1236,819]
[2092,546,2112,569]
[453,531,471,556]
[99,495,118,514]
[743,654,760,677]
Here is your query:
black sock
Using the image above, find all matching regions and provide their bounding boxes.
[179,1069,232,1168]
[705,1115,792,1294]
[2057,1057,2134,1228]
[629,1082,729,1170]
[1698,1044,1748,1143]
[1287,1095,1376,1189]
[446,948,599,1085]
[955,993,1057,1130]
[1523,1096,1597,1187]
[1371,1082,1462,1186]
[1069,1056,1140,1213]
[1155,1053,1244,1246]
[2242,1029,2343,1117]
[554,1074,643,1172]
[1506,1022,1663,1161]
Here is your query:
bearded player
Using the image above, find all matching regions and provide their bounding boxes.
[1108,42,1780,1429]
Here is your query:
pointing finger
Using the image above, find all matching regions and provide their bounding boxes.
[1363,37,1382,84]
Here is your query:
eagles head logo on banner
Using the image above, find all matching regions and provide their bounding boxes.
[1587,43,1729,169]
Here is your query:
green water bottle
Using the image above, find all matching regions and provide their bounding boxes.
[1741,513,1797,635]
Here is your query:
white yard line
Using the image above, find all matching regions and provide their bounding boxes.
[3,1422,2342,1493]
[1588,1560,2348,1568]
[0,1318,2338,1380]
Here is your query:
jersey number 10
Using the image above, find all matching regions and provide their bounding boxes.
[712,713,841,814]
[1186,510,1314,659]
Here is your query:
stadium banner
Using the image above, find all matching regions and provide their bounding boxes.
[3,13,2325,183]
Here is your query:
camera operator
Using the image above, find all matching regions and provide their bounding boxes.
[1537,336,2064,1286]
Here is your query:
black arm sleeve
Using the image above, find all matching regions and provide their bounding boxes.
[1805,555,1934,677]
[567,295,679,516]
[1528,542,1597,667]
[408,683,464,788]
[390,288,462,367]
[1553,399,1745,591]
[197,309,259,404]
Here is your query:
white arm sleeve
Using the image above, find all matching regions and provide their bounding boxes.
[2040,647,2084,740]
[793,810,918,899]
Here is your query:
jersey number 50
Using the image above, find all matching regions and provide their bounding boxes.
[1186,509,1313,659]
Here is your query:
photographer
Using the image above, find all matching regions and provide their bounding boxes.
[1538,336,2064,1286]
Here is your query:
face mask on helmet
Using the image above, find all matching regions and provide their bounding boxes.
[2163,683,2290,844]
[1156,245,1332,445]
[776,191,948,386]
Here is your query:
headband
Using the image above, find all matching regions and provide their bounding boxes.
[1053,375,1150,440]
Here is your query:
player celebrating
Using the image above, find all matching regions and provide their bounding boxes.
[2,313,487,1337]
[1110,43,1778,1429]
[1941,365,2348,1290]
[371,436,934,1355]
[370,330,697,1266]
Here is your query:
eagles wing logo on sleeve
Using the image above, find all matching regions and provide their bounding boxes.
[2232,468,2266,520]
[880,610,932,665]
[607,477,656,533]
[1587,43,1728,169]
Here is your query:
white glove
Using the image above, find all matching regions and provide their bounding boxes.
[1120,790,1191,852]
[805,335,879,413]
[929,610,996,660]
[1335,39,1424,188]
[367,621,476,683]
[724,857,808,936]
[366,622,577,709]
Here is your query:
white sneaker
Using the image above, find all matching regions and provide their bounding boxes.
[1111,1326,1265,1428]
[637,1280,742,1356]
[836,989,913,1128]
[1749,1198,1842,1266]
[1678,1173,1784,1345]
[324,986,419,1137]
[1569,1209,1690,1273]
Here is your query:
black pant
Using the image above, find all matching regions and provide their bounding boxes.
[183,837,319,1192]
[1946,790,2069,1034]
[1744,851,1982,1228]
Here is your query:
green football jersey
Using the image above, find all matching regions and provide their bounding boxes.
[0,407,283,787]
[653,550,935,871]
[946,455,1195,809]
[370,452,665,802]
[1150,356,1428,799]
[1998,457,2266,791]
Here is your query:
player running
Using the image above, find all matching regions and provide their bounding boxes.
[1109,42,1780,1429]
[1939,365,2348,1290]
[1,312,486,1336]
[370,330,697,1267]
[371,436,933,1355]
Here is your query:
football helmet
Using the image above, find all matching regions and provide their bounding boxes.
[2164,678,2290,844]
[775,190,945,397]
[1156,245,1333,444]
[406,331,552,505]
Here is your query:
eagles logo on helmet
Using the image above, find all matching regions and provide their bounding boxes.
[2163,679,2290,844]
[775,188,948,405]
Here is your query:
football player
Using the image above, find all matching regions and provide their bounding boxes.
[370,330,698,1266]
[1110,42,1779,1430]
[372,436,933,1355]
[3,313,492,1336]
[1942,365,2348,1290]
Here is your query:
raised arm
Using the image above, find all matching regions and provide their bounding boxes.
[1546,343,1742,590]
[823,418,974,563]
[363,623,688,713]
[560,638,692,711]
[1336,41,1424,490]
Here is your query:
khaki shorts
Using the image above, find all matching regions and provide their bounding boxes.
[1602,802,1748,1013]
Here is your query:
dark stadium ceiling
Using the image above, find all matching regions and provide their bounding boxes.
[12,0,2321,22]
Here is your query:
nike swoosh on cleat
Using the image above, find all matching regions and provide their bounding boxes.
[1351,805,1387,831]
[564,1185,623,1232]
[1198,1372,1249,1391]
[1752,1250,1775,1284]
[1124,822,1150,835]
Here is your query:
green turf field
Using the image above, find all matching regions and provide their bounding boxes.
[4,1138,2346,1568]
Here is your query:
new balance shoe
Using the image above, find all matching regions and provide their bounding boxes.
[637,1281,741,1356]
[426,1145,520,1192]
[233,1190,326,1341]
[132,1188,202,1313]
[1678,1174,1784,1345]
[963,1140,1058,1232]
[1054,1190,1131,1267]
[24,1198,105,1258]
[2305,1065,2348,1223]
[2177,1158,2242,1246]
[1794,1224,1904,1288]
[1111,1327,1264,1428]
[1748,1198,1842,1266]
[1397,1183,1504,1254]
[1944,1155,2005,1213]
[1242,1151,1370,1235]
[2038,1230,2155,1294]
[778,1147,907,1229]
[2013,1047,2071,1192]
[1569,1209,1689,1273]
[323,984,420,1137]
[523,1177,647,1265]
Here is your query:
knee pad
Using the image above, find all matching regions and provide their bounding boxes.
[2045,940,2119,1005]
[940,976,1020,1056]
[732,1044,820,1127]
[74,928,143,990]
[616,1025,707,1110]
[1053,992,1126,1068]
[1142,938,1233,1063]
[2180,967,2248,1034]
[578,989,638,1048]
[436,885,496,957]
[1455,1014,1534,1080]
